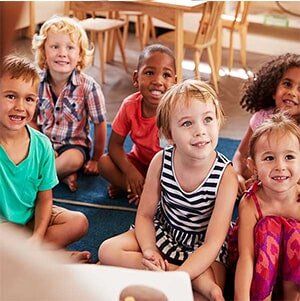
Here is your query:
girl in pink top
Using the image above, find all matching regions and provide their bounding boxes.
[99,44,176,205]
[233,53,300,192]
[232,113,300,300]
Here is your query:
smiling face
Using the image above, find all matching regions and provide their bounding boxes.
[250,130,300,193]
[273,67,300,118]
[133,51,176,111]
[0,74,38,133]
[44,30,81,78]
[169,98,219,161]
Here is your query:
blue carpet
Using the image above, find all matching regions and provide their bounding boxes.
[53,125,240,262]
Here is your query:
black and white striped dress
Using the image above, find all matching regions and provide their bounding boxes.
[154,145,230,265]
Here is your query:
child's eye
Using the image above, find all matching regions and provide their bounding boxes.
[282,80,292,88]
[182,120,192,127]
[264,156,274,161]
[285,154,295,160]
[145,71,153,76]
[51,45,58,49]
[67,45,75,50]
[26,97,36,103]
[163,72,172,78]
[204,116,213,123]
[5,94,15,100]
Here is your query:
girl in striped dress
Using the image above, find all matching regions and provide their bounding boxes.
[99,80,238,301]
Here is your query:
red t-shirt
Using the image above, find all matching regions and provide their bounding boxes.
[112,91,161,166]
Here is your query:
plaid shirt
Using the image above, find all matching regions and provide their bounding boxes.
[37,70,106,150]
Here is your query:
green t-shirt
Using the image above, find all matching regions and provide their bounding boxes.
[0,126,58,225]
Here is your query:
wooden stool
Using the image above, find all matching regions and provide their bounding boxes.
[80,18,128,84]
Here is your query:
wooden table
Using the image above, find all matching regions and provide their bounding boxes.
[69,0,206,81]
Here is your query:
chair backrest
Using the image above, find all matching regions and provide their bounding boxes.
[194,2,225,47]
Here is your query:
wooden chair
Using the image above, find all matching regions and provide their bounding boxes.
[157,2,225,93]
[80,18,128,84]
[119,11,156,49]
[221,1,251,71]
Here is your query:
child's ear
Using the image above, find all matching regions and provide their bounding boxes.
[132,70,139,88]
[246,157,256,175]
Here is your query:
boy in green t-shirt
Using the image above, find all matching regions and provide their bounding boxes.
[0,55,90,262]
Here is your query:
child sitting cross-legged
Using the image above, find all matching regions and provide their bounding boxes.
[32,16,107,192]
[0,55,90,262]
[99,44,177,205]
[99,80,238,300]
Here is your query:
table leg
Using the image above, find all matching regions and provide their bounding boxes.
[174,10,184,81]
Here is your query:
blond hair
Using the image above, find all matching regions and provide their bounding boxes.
[249,112,300,159]
[32,15,93,70]
[1,54,39,89]
[157,79,225,140]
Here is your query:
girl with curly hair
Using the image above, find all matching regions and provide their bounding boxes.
[233,53,300,192]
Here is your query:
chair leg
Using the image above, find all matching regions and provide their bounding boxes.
[207,46,219,93]
[228,29,234,72]
[148,16,156,39]
[239,27,247,70]
[116,28,128,73]
[97,32,105,84]
[136,15,144,50]
[122,15,129,48]
[193,50,201,79]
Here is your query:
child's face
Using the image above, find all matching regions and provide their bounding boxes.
[133,52,176,108]
[169,98,219,161]
[251,131,300,193]
[44,30,81,77]
[0,74,37,132]
[273,67,300,118]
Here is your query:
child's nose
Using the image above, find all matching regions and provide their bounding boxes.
[275,159,286,171]
[194,123,206,136]
[14,99,25,111]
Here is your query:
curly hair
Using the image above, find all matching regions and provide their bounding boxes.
[240,53,300,113]
[32,15,93,71]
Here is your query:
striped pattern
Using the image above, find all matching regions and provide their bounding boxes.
[154,145,230,265]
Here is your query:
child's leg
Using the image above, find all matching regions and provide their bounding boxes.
[99,229,145,269]
[45,206,88,248]
[56,148,85,191]
[99,154,128,197]
[283,281,300,300]
[192,261,226,301]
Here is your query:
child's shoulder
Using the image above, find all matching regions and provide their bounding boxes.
[27,126,52,149]
[122,91,142,105]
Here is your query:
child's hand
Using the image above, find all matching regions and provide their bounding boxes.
[142,249,167,271]
[127,192,140,206]
[125,167,145,200]
[83,160,100,176]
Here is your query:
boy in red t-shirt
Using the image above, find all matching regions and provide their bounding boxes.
[99,44,176,205]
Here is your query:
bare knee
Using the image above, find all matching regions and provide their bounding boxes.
[98,237,119,265]
[69,211,89,239]
[98,154,114,176]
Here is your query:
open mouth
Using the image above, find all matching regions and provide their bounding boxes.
[191,141,209,147]
[55,61,70,65]
[271,176,289,181]
[150,90,163,97]
[9,115,25,121]
[283,99,298,106]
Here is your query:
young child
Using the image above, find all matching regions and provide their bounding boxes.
[99,80,238,300]
[233,53,300,192]
[0,55,90,261]
[32,16,107,192]
[99,44,176,205]
[233,113,300,300]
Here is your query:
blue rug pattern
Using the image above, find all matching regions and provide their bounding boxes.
[53,125,240,262]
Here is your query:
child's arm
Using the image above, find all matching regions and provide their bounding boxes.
[30,190,53,243]
[109,130,145,198]
[234,197,256,300]
[232,126,253,192]
[84,121,106,175]
[177,164,238,280]
[135,151,165,269]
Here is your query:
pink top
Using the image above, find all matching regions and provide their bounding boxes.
[112,91,161,166]
[249,108,274,131]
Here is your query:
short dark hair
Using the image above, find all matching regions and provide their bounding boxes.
[137,43,176,72]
